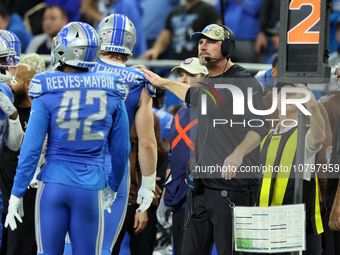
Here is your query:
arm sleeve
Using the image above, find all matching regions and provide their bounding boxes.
[108,99,131,192]
[12,98,49,197]
[5,115,23,151]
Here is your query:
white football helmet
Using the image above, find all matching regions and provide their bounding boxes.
[97,14,137,56]
[0,30,21,63]
[51,22,100,70]
[0,37,17,84]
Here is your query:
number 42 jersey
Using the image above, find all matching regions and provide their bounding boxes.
[11,70,130,198]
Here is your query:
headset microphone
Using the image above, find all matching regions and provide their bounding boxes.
[205,56,226,62]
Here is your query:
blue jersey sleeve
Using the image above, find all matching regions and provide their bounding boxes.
[134,68,156,98]
[12,98,49,197]
[107,99,131,192]
[28,75,43,98]
[0,83,13,102]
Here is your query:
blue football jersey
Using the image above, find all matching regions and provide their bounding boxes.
[91,58,154,129]
[11,70,130,197]
[0,83,13,151]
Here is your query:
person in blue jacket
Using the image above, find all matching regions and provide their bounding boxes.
[157,57,207,255]
[4,21,130,255]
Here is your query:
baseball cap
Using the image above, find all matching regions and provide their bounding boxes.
[20,53,46,73]
[190,24,226,42]
[171,57,208,75]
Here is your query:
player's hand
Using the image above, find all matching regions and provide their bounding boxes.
[136,172,156,213]
[156,199,172,229]
[134,210,148,233]
[5,195,24,231]
[221,152,243,180]
[103,186,117,213]
[0,91,17,117]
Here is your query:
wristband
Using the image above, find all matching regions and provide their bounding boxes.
[141,172,156,192]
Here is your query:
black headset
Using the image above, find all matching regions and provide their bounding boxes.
[218,24,235,58]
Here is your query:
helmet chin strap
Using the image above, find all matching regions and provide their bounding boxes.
[8,66,18,85]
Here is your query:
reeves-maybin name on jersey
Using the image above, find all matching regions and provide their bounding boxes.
[29,70,126,97]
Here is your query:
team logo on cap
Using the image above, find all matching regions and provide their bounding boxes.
[183,58,193,65]
[203,25,214,32]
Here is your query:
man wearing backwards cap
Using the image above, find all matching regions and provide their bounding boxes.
[156,57,207,255]
[143,24,268,254]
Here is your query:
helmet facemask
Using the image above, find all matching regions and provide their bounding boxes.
[0,39,18,85]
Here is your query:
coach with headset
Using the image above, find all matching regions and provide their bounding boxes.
[143,24,269,254]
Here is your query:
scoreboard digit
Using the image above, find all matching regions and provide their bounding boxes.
[278,0,331,83]
[288,0,320,44]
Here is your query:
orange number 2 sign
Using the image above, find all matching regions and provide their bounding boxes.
[287,0,320,44]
